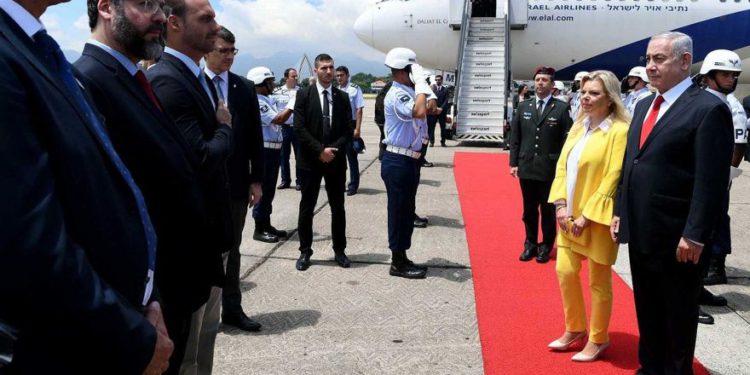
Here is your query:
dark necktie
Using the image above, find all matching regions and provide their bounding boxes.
[134,70,162,112]
[639,95,665,148]
[537,99,545,116]
[212,75,226,103]
[34,30,157,287]
[322,90,331,144]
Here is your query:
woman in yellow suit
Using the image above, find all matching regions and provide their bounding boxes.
[547,70,630,362]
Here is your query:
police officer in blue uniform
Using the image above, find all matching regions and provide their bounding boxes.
[248,66,292,243]
[381,47,435,279]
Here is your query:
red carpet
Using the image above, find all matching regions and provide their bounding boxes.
[454,152,709,375]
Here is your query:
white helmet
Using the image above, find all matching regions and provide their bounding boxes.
[247,66,275,84]
[700,49,742,74]
[574,71,589,81]
[554,81,565,91]
[627,66,649,83]
[384,47,417,69]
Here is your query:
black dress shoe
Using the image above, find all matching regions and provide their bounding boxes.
[414,215,428,224]
[413,219,427,228]
[698,308,714,325]
[519,242,537,262]
[346,190,356,196]
[422,161,434,168]
[536,244,552,263]
[334,252,351,268]
[699,287,728,306]
[441,140,446,147]
[389,263,427,279]
[296,250,313,271]
[222,313,262,332]
[253,230,279,243]
[295,184,302,191]
[267,225,288,239]
[277,182,290,189]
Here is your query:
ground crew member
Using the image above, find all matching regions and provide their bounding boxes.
[381,47,435,279]
[336,66,366,196]
[623,66,651,116]
[510,65,573,263]
[248,67,292,243]
[695,49,746,323]
[274,68,302,191]
[568,71,588,120]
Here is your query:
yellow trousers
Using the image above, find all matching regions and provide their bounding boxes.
[555,246,613,344]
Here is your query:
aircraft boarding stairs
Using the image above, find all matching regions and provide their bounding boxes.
[454,16,509,143]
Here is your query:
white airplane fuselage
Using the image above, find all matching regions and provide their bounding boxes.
[354,0,750,83]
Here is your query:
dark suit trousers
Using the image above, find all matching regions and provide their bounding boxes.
[297,164,347,252]
[376,123,386,160]
[223,197,248,315]
[162,308,193,375]
[280,126,300,186]
[346,121,360,192]
[629,242,709,375]
[427,115,448,144]
[381,152,419,252]
[519,178,556,246]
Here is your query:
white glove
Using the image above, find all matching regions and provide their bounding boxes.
[409,64,432,97]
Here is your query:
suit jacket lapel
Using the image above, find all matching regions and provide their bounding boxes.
[639,86,699,152]
[162,53,215,116]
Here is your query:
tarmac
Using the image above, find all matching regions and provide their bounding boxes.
[213,98,750,375]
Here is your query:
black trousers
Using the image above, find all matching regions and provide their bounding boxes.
[162,307,193,375]
[518,178,556,246]
[223,197,248,316]
[629,242,709,375]
[427,115,447,144]
[297,164,347,252]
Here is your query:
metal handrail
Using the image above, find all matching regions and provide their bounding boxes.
[453,0,473,127]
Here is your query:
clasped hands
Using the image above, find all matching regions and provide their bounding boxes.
[319,147,338,163]
[556,205,588,237]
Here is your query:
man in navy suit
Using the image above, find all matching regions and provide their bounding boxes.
[147,0,232,372]
[613,32,733,374]
[204,26,265,333]
[74,0,221,372]
[427,74,450,147]
[0,0,172,373]
[293,53,353,271]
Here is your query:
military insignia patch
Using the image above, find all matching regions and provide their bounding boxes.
[260,105,269,113]
[399,95,410,103]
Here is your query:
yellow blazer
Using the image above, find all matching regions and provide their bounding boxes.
[549,118,629,265]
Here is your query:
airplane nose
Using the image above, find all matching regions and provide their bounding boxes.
[353,8,373,47]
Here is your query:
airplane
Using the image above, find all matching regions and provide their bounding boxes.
[354,0,750,84]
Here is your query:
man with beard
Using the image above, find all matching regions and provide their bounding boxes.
[74,0,211,373]
[146,0,232,373]
[0,0,172,373]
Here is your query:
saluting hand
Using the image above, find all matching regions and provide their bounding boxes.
[216,99,232,127]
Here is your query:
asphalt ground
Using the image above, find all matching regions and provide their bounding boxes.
[213,98,750,374]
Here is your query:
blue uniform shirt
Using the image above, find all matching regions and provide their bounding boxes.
[340,81,365,121]
[257,94,284,143]
[384,82,428,152]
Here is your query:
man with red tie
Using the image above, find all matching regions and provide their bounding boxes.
[74,0,224,372]
[612,32,733,375]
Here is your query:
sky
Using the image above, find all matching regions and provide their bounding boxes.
[42,0,388,75]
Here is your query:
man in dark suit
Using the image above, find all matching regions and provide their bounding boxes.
[204,26,265,332]
[74,0,219,371]
[147,0,232,372]
[0,0,171,373]
[427,74,451,147]
[293,53,353,271]
[612,32,733,375]
[509,65,572,263]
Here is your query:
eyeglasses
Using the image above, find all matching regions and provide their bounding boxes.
[215,47,239,56]
[134,0,167,15]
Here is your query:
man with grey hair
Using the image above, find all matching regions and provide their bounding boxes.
[612,32,733,374]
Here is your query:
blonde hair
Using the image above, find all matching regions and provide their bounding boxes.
[575,70,631,124]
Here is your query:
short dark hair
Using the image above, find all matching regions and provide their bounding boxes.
[335,66,349,75]
[216,26,235,44]
[314,53,333,68]
[435,74,443,79]
[164,0,187,19]
[88,0,124,30]
[283,68,297,78]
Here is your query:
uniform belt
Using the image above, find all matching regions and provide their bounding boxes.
[264,141,282,149]
[386,145,421,159]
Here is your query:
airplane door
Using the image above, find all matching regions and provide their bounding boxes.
[403,13,413,29]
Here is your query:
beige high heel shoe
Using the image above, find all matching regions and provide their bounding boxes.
[571,342,610,362]
[547,331,587,351]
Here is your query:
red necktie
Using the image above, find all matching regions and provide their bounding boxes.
[134,70,162,112]
[639,95,664,148]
